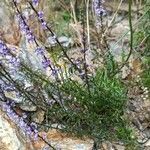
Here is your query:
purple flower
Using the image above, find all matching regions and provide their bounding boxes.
[0,81,15,91]
[35,47,45,55]
[42,58,51,69]
[26,31,35,43]
[11,47,17,51]
[17,15,27,32]
[30,122,38,130]
[37,11,47,29]
[19,22,28,33]
[18,118,25,127]
[33,130,38,141]
[93,0,105,16]
[26,126,32,135]
[42,132,47,140]
[2,103,10,111]
[32,0,39,6]
[0,41,9,56]
[41,21,47,29]
[17,15,35,43]
[2,102,38,140]
[52,69,57,76]
[4,54,20,74]
[38,11,44,20]
[8,56,20,67]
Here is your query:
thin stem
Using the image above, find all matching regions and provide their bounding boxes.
[12,0,66,109]
[111,0,133,76]
[0,65,46,111]
[0,95,56,150]
[28,1,80,72]
[86,0,90,50]
[82,0,91,97]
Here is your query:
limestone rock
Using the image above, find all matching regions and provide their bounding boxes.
[121,66,131,79]
[144,140,150,147]
[31,109,45,124]
[0,109,34,150]
[34,129,94,150]
[101,141,114,150]
[110,23,129,39]
[113,144,125,150]
[0,109,94,150]
[4,91,24,103]
[58,36,73,47]
[46,36,73,47]
[19,101,37,112]
[0,1,21,45]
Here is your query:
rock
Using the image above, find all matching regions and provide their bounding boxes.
[19,37,45,72]
[132,118,144,131]
[138,114,146,122]
[19,101,37,112]
[105,0,143,14]
[4,91,23,103]
[137,133,148,144]
[128,101,137,112]
[46,36,72,47]
[110,23,129,39]
[33,129,94,150]
[0,1,21,45]
[121,66,131,79]
[0,109,34,150]
[51,123,65,130]
[46,36,57,46]
[144,100,150,109]
[31,109,45,124]
[143,128,150,139]
[144,140,150,147]
[102,141,114,150]
[3,23,21,46]
[58,36,73,47]
[1,98,94,149]
[113,144,125,150]
[129,58,142,74]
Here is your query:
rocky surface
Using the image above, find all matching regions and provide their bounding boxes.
[0,1,21,45]
[46,36,73,47]
[0,107,127,150]
[38,130,94,150]
[127,81,150,149]
[0,1,149,150]
[0,109,34,150]
[0,108,94,150]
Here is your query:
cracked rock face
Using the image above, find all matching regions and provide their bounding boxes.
[0,109,34,150]
[34,129,94,150]
[0,112,23,150]
[0,108,94,150]
[0,1,21,46]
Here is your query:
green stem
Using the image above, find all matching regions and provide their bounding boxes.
[111,0,133,77]
[127,0,133,61]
